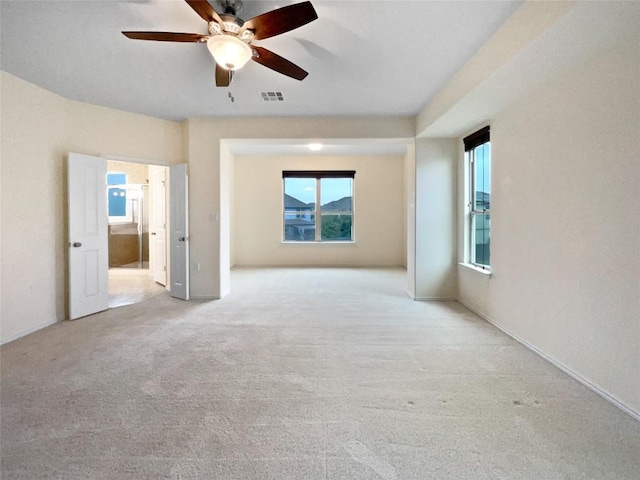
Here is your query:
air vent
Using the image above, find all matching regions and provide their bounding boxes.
[260,91,284,102]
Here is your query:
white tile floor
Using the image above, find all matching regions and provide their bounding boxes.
[112,261,150,269]
[108,269,167,308]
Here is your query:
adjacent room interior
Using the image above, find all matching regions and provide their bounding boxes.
[106,160,169,308]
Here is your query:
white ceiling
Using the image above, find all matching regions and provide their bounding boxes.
[0,0,523,122]
[223,137,412,156]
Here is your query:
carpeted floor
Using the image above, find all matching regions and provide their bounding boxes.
[1,267,639,479]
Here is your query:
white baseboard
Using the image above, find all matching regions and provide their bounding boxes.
[414,297,457,301]
[457,299,640,423]
[406,291,456,301]
[233,264,406,269]
[1,319,59,346]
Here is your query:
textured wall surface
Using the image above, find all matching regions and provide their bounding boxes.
[458,41,640,415]
[232,154,405,268]
[0,72,182,343]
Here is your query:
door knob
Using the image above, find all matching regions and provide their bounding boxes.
[151,232,157,236]
[178,237,185,242]
[71,242,82,248]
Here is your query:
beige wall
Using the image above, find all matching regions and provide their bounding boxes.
[107,160,149,185]
[232,154,405,267]
[0,72,183,344]
[405,144,416,295]
[457,42,640,416]
[414,138,457,299]
[1,72,68,344]
[65,98,183,163]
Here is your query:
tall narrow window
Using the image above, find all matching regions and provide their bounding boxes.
[283,171,355,242]
[464,127,491,269]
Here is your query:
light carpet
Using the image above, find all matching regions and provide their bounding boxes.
[1,267,639,479]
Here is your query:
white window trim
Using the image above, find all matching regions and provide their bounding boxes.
[459,262,492,277]
[465,138,491,271]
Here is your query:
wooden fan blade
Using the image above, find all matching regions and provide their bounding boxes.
[243,1,317,41]
[215,64,233,87]
[185,0,224,25]
[251,46,308,81]
[122,31,207,43]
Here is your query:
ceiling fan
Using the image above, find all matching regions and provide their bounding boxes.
[123,0,318,87]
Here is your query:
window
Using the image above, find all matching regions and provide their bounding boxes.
[464,127,491,269]
[107,172,132,223]
[283,171,355,242]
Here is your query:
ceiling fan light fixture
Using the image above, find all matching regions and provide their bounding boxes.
[207,35,252,71]
[123,0,319,86]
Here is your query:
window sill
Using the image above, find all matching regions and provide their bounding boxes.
[282,241,356,245]
[459,262,492,278]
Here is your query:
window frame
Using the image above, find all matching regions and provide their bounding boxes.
[464,127,491,270]
[282,170,355,243]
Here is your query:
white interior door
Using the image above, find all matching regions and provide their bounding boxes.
[170,164,189,300]
[150,166,167,286]
[68,153,109,319]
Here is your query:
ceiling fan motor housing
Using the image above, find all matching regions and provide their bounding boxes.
[218,0,243,16]
[209,16,245,36]
[221,14,244,31]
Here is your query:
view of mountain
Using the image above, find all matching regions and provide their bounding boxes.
[321,196,352,211]
[284,195,352,211]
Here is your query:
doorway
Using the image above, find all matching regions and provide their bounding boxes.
[105,160,168,308]
[68,153,190,319]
